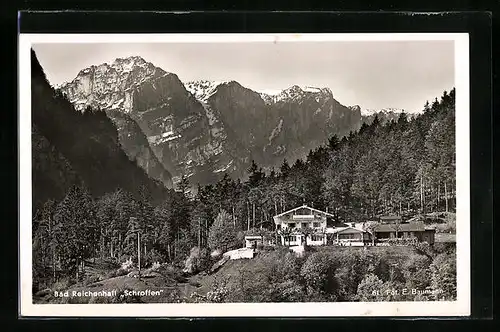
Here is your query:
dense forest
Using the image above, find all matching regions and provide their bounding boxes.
[32,82,456,294]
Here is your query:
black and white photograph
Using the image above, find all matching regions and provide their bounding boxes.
[19,33,470,317]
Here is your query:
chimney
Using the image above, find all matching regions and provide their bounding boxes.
[326,207,329,213]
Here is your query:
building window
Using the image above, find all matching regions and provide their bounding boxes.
[339,233,360,240]
[311,235,323,241]
[288,223,296,229]
[301,222,309,228]
[313,222,320,228]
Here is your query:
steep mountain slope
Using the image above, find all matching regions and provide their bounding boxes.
[60,58,235,186]
[105,109,172,187]
[186,81,362,171]
[259,86,362,164]
[31,50,168,208]
[32,124,83,211]
[60,56,365,186]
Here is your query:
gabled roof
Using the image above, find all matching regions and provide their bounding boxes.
[329,226,366,234]
[244,235,266,240]
[379,215,403,221]
[274,205,336,218]
[375,221,429,233]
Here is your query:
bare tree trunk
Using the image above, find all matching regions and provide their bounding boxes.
[246,200,250,231]
[437,182,441,212]
[444,182,449,212]
[118,233,122,257]
[420,174,424,214]
[423,177,427,216]
[252,202,256,228]
[76,257,79,281]
[137,233,141,278]
[372,198,375,218]
[100,230,105,259]
[232,205,235,227]
[198,218,201,247]
[205,219,208,247]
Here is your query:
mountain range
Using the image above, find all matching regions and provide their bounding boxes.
[55,55,413,188]
[31,51,169,211]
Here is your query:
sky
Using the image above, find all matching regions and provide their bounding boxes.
[32,40,455,113]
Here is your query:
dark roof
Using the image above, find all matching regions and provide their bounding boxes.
[374,221,428,233]
[274,205,336,218]
[379,215,402,221]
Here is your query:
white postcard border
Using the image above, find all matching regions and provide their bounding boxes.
[18,33,470,317]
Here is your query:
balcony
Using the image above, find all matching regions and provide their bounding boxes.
[292,215,315,220]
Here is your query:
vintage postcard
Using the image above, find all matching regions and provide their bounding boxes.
[19,33,470,317]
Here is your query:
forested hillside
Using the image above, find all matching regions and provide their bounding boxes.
[32,76,456,294]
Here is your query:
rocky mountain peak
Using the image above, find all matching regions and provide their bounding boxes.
[60,56,366,188]
[349,105,362,112]
[184,80,226,103]
[362,107,405,116]
[60,56,174,112]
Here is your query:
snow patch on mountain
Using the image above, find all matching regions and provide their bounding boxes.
[184,80,232,103]
[269,119,284,142]
[362,107,405,116]
[148,131,182,145]
[214,159,234,173]
[258,85,333,104]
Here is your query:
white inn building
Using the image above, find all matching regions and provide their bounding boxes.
[273,205,336,246]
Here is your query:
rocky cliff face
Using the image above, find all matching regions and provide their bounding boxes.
[31,51,169,209]
[258,86,362,165]
[60,56,220,186]
[60,56,365,186]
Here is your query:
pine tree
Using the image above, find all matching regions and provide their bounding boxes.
[279,159,291,178]
[247,160,265,188]
[208,210,238,252]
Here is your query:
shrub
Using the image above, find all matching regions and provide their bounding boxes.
[120,257,135,271]
[429,252,457,300]
[83,275,101,286]
[356,273,384,302]
[208,210,239,252]
[156,264,186,283]
[269,280,305,302]
[52,277,74,291]
[300,251,338,296]
[357,275,406,302]
[402,253,432,290]
[114,268,130,277]
[144,249,164,267]
[183,246,211,274]
[191,276,231,303]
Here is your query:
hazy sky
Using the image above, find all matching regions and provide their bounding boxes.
[33,41,455,113]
